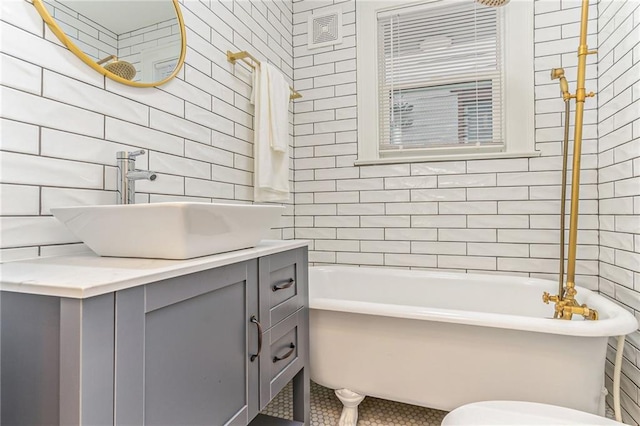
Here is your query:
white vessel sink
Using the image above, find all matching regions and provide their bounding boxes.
[51,202,285,260]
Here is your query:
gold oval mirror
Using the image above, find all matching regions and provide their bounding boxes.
[33,0,186,87]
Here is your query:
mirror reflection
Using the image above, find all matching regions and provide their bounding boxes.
[42,0,183,84]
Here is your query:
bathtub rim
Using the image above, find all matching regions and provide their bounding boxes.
[309,265,638,338]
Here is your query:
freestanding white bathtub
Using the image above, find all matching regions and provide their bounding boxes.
[309,266,638,425]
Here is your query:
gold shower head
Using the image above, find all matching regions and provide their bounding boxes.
[475,0,510,7]
[97,55,136,81]
[551,68,565,80]
[551,68,571,100]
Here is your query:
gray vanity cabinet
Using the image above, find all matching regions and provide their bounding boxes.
[0,246,309,426]
[114,260,260,426]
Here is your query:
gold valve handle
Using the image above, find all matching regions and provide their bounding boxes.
[542,292,560,304]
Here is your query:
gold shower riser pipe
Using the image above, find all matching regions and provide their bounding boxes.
[543,0,598,321]
[227,50,302,100]
[565,0,596,292]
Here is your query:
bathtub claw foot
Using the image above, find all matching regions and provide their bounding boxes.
[335,389,365,426]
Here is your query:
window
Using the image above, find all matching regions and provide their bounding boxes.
[356,0,536,164]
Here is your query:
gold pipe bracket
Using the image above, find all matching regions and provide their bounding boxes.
[578,46,598,56]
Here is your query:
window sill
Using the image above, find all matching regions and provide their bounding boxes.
[353,151,541,166]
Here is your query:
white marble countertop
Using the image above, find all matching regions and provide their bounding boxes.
[0,240,309,299]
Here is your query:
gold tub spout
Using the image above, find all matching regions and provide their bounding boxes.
[543,291,598,321]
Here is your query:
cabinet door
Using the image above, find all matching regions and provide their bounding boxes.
[115,260,259,426]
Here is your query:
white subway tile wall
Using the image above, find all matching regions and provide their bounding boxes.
[292,0,639,419]
[0,0,295,258]
[598,0,640,423]
[292,0,598,284]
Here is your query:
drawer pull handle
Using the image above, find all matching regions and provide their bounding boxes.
[273,343,296,363]
[250,316,262,362]
[273,278,295,292]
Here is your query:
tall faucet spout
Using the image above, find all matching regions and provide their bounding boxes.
[127,170,157,181]
[116,150,156,204]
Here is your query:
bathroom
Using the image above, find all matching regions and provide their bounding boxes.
[0,0,639,424]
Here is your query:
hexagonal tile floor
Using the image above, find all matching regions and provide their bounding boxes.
[262,381,448,425]
[263,381,618,425]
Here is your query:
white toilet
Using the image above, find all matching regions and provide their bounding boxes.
[442,401,624,425]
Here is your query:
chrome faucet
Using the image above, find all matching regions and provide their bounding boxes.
[116,150,157,204]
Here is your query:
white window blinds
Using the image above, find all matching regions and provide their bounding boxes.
[377,0,504,155]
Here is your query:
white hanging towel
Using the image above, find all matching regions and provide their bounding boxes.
[252,62,290,202]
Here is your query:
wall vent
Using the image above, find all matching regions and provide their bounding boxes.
[307,8,343,49]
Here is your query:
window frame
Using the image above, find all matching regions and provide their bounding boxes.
[355,0,537,165]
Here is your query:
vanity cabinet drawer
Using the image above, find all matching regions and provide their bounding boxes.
[259,308,307,409]
[259,248,307,329]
